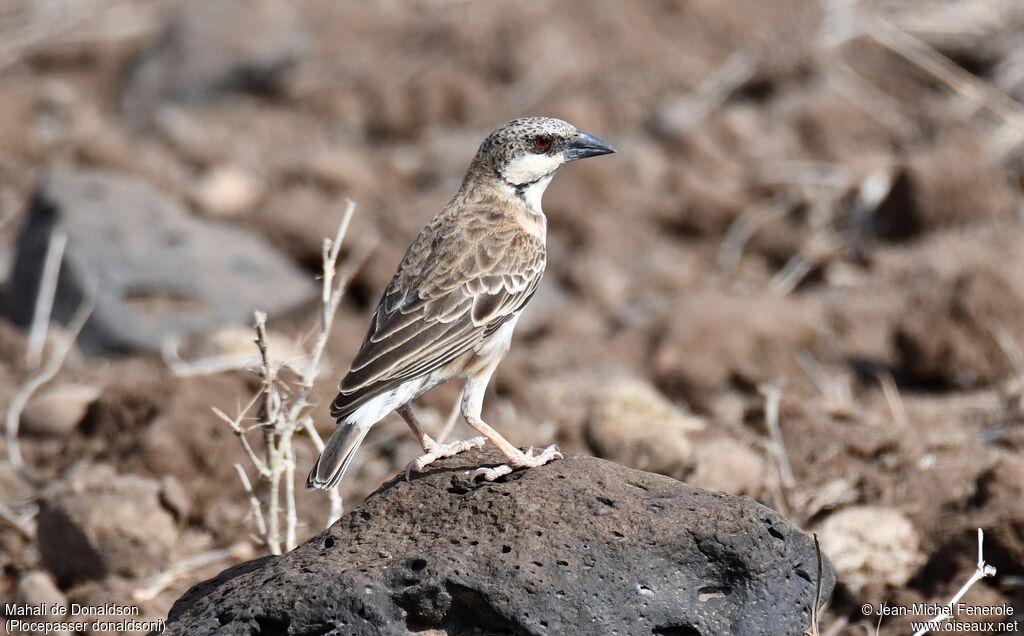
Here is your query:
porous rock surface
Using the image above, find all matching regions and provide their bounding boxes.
[164,450,833,635]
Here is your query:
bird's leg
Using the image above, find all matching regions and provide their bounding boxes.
[398,403,484,480]
[459,376,562,482]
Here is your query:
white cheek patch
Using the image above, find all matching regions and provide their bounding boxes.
[502,153,563,185]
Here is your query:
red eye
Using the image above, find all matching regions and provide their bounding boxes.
[533,135,551,150]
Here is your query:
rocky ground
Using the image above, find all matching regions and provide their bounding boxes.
[0,0,1023,634]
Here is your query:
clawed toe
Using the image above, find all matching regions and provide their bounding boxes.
[470,464,513,482]
[469,444,563,482]
[405,436,488,480]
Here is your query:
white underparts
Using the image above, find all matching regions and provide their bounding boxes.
[344,376,427,428]
[344,316,521,429]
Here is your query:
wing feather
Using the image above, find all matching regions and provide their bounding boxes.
[331,208,545,420]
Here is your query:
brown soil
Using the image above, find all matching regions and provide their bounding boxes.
[1,0,1023,633]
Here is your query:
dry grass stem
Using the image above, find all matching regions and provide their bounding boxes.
[162,337,257,378]
[985,321,1024,391]
[878,371,909,428]
[804,533,824,636]
[26,229,67,370]
[867,19,1024,141]
[718,197,792,274]
[771,234,842,296]
[656,52,756,135]
[796,351,856,417]
[5,298,92,486]
[825,61,918,136]
[759,381,796,517]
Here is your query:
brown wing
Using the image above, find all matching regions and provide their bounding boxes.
[331,209,545,421]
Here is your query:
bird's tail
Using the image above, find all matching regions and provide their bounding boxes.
[306,419,372,490]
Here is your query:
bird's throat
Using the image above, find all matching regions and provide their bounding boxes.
[515,174,553,214]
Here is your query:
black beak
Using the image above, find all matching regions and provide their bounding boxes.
[564,131,616,162]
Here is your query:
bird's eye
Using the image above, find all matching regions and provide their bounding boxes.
[533,135,551,151]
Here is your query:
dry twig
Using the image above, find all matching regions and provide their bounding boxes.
[759,381,796,517]
[804,533,824,636]
[878,371,909,429]
[225,200,371,555]
[234,463,267,541]
[867,18,1024,142]
[718,197,793,274]
[654,52,757,137]
[162,337,257,378]
[5,298,92,486]
[25,229,67,369]
[0,500,35,540]
[796,351,856,418]
[911,528,997,635]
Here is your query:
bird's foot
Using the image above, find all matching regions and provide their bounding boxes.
[470,444,563,482]
[405,436,487,480]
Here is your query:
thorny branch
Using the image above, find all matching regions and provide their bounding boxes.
[225,199,373,555]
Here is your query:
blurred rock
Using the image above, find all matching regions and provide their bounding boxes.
[13,571,68,636]
[204,325,305,362]
[283,146,377,193]
[66,576,169,636]
[893,266,1024,388]
[2,169,316,356]
[817,505,924,593]
[967,457,1024,574]
[653,291,824,407]
[121,0,309,124]
[514,279,571,337]
[566,253,632,312]
[585,378,703,476]
[22,384,100,437]
[15,569,67,607]
[250,183,342,270]
[871,127,1015,242]
[76,365,165,462]
[191,165,264,218]
[164,450,833,635]
[159,475,191,524]
[802,478,860,519]
[37,465,178,585]
[688,436,765,497]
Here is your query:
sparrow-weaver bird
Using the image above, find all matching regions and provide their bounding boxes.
[307,117,615,489]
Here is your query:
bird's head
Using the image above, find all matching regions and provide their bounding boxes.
[472,117,616,192]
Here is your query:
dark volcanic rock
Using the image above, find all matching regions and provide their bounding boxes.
[164,451,833,636]
[3,169,315,355]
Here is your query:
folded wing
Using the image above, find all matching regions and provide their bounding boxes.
[331,212,545,421]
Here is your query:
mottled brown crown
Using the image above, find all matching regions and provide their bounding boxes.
[469,117,578,181]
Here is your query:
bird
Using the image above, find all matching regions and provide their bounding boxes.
[307,116,615,490]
